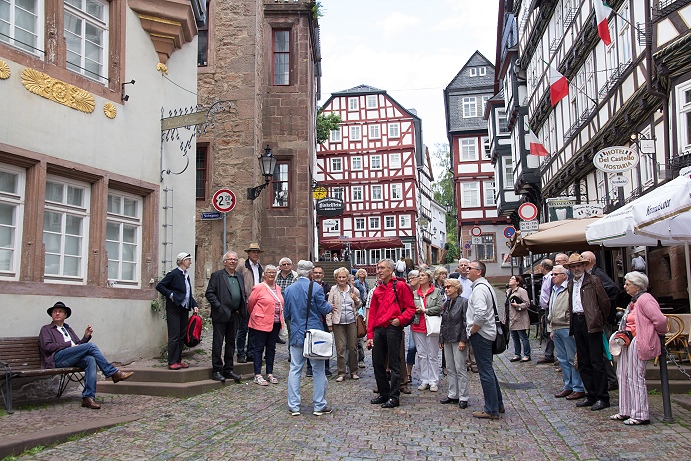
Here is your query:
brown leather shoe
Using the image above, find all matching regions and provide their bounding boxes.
[566,391,586,400]
[82,397,101,409]
[554,389,573,398]
[111,370,134,383]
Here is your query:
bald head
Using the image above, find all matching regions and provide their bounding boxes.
[581,251,596,271]
[541,259,553,274]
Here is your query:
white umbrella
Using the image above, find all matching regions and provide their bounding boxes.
[585,202,660,247]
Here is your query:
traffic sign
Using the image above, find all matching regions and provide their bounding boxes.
[519,219,539,236]
[470,226,482,237]
[212,189,236,213]
[518,203,538,221]
[201,211,222,220]
[464,243,471,250]
[471,236,482,245]
[503,226,516,239]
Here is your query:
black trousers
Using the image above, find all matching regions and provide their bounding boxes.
[372,325,403,401]
[573,314,609,402]
[212,317,238,373]
[166,304,189,365]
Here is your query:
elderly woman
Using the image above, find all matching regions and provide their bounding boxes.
[610,272,667,425]
[405,270,420,382]
[412,269,444,392]
[327,267,362,381]
[434,267,449,290]
[507,275,531,362]
[354,268,369,368]
[247,264,284,385]
[439,278,470,408]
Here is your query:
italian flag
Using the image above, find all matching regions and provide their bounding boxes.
[528,129,549,157]
[549,65,569,107]
[594,1,612,46]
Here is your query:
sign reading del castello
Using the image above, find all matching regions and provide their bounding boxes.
[593,146,640,172]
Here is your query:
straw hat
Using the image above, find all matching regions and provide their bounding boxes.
[562,253,588,268]
[245,242,264,253]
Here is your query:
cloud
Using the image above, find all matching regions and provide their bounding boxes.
[375,12,420,35]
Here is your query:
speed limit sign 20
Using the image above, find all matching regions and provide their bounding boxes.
[212,189,236,213]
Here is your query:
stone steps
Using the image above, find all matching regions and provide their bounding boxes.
[645,361,691,393]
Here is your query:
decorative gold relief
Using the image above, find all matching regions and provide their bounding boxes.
[103,103,117,119]
[0,60,10,79]
[21,68,95,113]
[156,62,168,74]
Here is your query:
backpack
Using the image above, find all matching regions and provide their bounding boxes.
[395,260,406,273]
[185,313,203,347]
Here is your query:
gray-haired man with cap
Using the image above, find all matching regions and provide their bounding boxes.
[156,252,199,370]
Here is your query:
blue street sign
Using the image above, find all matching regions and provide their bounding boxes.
[464,243,471,250]
[503,226,516,239]
[201,211,223,220]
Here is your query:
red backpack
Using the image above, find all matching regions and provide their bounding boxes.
[185,314,203,347]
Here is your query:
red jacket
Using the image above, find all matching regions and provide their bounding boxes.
[367,277,416,339]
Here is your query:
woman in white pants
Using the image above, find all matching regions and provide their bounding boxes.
[439,278,470,408]
[411,269,444,391]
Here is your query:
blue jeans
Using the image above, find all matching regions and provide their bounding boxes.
[54,343,118,399]
[252,324,280,375]
[406,329,417,365]
[469,333,503,415]
[552,328,584,392]
[511,330,531,358]
[288,345,328,412]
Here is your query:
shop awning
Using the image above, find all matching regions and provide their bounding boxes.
[510,218,602,256]
[320,237,404,251]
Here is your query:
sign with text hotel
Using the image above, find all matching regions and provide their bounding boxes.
[593,146,639,173]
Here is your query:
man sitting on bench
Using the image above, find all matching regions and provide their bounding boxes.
[39,301,134,409]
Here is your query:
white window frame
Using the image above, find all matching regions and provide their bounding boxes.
[331,158,342,172]
[64,0,109,83]
[351,156,363,170]
[331,187,344,201]
[368,124,380,139]
[106,190,142,287]
[462,97,477,118]
[460,138,478,161]
[484,180,496,207]
[348,97,358,111]
[384,216,396,229]
[369,216,380,229]
[504,158,514,188]
[479,66,486,76]
[369,249,381,264]
[389,153,401,169]
[355,217,365,230]
[0,164,25,280]
[388,122,400,138]
[677,81,691,151]
[350,125,361,141]
[1,0,44,56]
[371,185,383,201]
[43,176,90,283]
[366,94,377,108]
[330,128,341,142]
[460,181,480,208]
[370,155,382,170]
[399,215,411,228]
[497,109,509,133]
[469,68,477,77]
[351,186,363,202]
[481,136,490,158]
[391,183,402,200]
[323,219,340,232]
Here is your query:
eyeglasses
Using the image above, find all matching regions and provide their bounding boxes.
[225,258,238,261]
[443,285,454,289]
[469,267,481,271]
[281,263,292,266]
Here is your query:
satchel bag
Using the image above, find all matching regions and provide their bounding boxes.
[356,314,367,338]
[479,283,509,354]
[302,281,333,360]
[425,313,442,336]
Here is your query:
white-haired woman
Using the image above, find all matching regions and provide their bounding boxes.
[412,269,444,392]
[439,278,470,408]
[327,267,362,381]
[610,272,667,425]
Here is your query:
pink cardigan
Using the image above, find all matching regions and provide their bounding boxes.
[632,293,668,361]
[247,282,284,333]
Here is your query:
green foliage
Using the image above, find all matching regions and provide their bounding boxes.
[311,1,324,19]
[648,388,660,395]
[430,143,458,263]
[316,112,342,144]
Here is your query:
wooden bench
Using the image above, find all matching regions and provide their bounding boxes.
[0,337,84,414]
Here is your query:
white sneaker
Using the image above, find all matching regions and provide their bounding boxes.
[430,384,439,392]
[418,383,429,391]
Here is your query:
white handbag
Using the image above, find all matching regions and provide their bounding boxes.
[303,328,334,360]
[425,314,442,336]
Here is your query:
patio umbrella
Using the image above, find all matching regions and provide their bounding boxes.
[520,217,602,254]
[585,202,662,246]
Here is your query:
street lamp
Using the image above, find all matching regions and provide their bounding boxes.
[246,145,277,200]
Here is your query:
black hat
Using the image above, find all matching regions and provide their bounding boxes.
[47,301,72,318]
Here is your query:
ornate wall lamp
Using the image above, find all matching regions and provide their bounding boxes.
[247,145,277,200]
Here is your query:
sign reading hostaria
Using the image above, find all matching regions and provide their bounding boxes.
[593,146,639,172]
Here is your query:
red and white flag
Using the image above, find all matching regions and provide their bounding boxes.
[594,1,613,46]
[528,129,549,157]
[549,65,569,107]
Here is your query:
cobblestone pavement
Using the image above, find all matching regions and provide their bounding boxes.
[7,334,691,461]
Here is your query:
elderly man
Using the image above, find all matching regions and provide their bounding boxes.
[237,243,264,363]
[156,252,199,370]
[39,302,133,409]
[565,253,611,411]
[449,258,476,372]
[547,265,585,401]
[538,258,556,366]
[466,261,504,419]
[283,260,333,416]
[205,251,246,383]
[276,257,297,291]
[306,265,333,377]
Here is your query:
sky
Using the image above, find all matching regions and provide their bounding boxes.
[318,0,500,174]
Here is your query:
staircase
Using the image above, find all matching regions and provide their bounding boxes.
[96,362,255,398]
[645,361,691,394]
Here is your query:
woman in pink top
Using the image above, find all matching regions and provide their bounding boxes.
[610,272,667,425]
[247,264,284,385]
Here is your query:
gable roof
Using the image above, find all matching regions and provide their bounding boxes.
[444,51,495,92]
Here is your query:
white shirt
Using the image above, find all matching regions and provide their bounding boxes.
[459,276,473,300]
[249,261,261,286]
[571,276,584,313]
[59,326,75,346]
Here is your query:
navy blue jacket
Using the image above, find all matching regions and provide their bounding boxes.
[156,267,198,311]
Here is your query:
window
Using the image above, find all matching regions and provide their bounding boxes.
[462,97,477,118]
[618,3,632,66]
[677,82,691,150]
[351,156,362,170]
[323,219,339,232]
[389,153,401,169]
[482,96,490,113]
[385,216,395,229]
[272,29,290,85]
[388,123,400,137]
[476,234,496,262]
[371,185,382,201]
[369,249,381,264]
[197,2,208,66]
[331,158,342,172]
[399,214,411,228]
[271,162,289,207]
[64,0,109,82]
[370,155,382,169]
[497,109,509,133]
[196,145,207,200]
[460,138,478,161]
[1,0,42,54]
[366,94,377,108]
[482,136,490,157]
[348,97,358,111]
[350,125,361,141]
[43,177,90,281]
[0,165,24,278]
[331,187,343,201]
[352,186,363,201]
[484,181,496,206]
[479,66,486,76]
[330,128,341,142]
[369,216,380,229]
[106,191,141,284]
[391,183,402,200]
[504,158,514,188]
[469,68,477,77]
[460,182,480,208]
[368,124,380,139]
[355,217,365,230]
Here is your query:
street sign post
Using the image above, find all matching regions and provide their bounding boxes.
[470,226,482,237]
[503,226,516,239]
[211,189,236,255]
[471,236,482,245]
[201,211,222,220]
[518,202,538,221]
[519,219,539,236]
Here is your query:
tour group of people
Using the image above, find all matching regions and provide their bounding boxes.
[39,245,668,425]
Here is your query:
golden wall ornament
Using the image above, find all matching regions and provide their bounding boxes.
[156,62,168,74]
[21,68,95,113]
[103,102,117,119]
[0,60,10,79]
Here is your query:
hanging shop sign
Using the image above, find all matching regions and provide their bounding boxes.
[593,146,639,173]
[316,198,345,217]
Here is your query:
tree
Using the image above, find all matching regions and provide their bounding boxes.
[316,112,342,144]
[431,143,458,264]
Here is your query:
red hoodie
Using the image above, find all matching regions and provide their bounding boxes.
[367,277,416,339]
